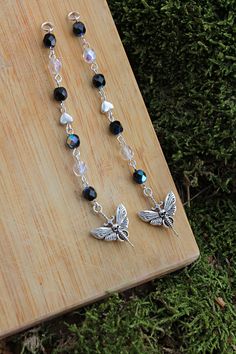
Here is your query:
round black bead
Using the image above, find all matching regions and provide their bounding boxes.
[109,120,123,135]
[73,21,86,37]
[66,134,80,149]
[133,169,147,184]
[83,186,97,201]
[43,33,56,48]
[92,74,106,89]
[54,87,68,101]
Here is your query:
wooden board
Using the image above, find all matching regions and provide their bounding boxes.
[0,0,199,339]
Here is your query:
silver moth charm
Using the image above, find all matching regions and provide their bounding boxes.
[91,204,133,246]
[138,191,178,236]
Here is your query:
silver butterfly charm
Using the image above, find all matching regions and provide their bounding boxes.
[91,204,134,247]
[138,191,178,236]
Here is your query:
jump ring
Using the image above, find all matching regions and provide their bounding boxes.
[41,21,54,33]
[143,187,153,197]
[67,11,80,22]
[93,202,102,214]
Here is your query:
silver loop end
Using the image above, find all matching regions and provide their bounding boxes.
[41,21,54,33]
[93,202,102,214]
[67,11,80,22]
[143,187,153,197]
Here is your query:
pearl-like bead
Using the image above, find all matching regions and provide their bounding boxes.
[83,48,96,64]
[73,161,87,176]
[120,145,134,160]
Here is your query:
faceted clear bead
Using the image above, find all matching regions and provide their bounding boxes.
[83,48,96,64]
[73,161,88,176]
[49,57,62,75]
[120,145,134,160]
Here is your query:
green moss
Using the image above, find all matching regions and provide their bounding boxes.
[9,199,236,354]
[110,0,236,193]
[6,0,236,353]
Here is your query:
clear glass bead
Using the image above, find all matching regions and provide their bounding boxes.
[83,48,96,64]
[73,161,88,176]
[120,145,134,160]
[49,57,62,75]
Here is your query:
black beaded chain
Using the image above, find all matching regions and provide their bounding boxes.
[67,12,178,236]
[41,21,133,244]
[42,24,98,203]
[69,16,147,186]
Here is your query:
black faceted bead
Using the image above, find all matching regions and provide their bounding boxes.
[92,74,106,88]
[73,21,86,37]
[109,120,123,135]
[133,169,147,184]
[83,186,97,201]
[54,87,68,101]
[43,33,56,48]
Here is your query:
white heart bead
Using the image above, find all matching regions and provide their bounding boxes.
[60,113,74,125]
[101,101,114,114]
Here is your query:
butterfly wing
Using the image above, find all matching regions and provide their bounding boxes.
[116,204,129,229]
[138,210,162,225]
[90,227,118,241]
[164,191,176,217]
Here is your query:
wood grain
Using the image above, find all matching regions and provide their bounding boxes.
[0,0,199,338]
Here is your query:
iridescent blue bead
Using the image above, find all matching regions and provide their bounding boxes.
[83,186,97,201]
[133,169,147,184]
[66,134,80,149]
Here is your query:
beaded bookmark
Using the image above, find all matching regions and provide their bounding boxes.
[41,22,133,246]
[67,11,178,237]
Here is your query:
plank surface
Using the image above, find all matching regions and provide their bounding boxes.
[0,0,199,338]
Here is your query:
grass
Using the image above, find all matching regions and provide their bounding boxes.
[3,0,236,353]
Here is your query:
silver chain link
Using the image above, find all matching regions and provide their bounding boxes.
[142,184,159,207]
[92,201,110,222]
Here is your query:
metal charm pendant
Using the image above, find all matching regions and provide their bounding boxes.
[91,204,133,247]
[138,191,179,236]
